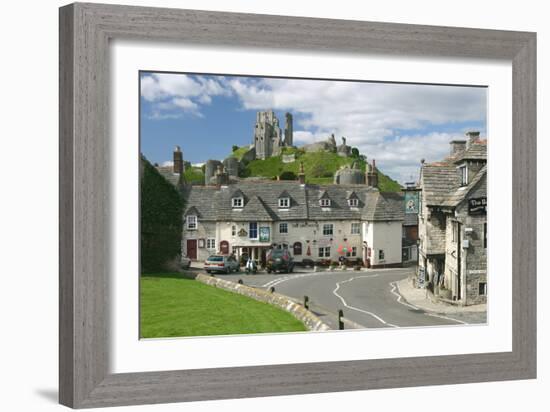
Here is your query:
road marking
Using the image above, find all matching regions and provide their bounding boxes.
[332,275,399,328]
[261,271,336,288]
[389,282,423,310]
[389,281,468,325]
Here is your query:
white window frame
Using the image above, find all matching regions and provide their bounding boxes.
[459,165,468,186]
[278,197,290,208]
[351,222,360,235]
[206,238,216,250]
[348,198,359,207]
[378,249,385,260]
[320,198,331,208]
[318,246,331,258]
[279,222,288,234]
[231,225,236,236]
[232,197,244,208]
[322,223,334,236]
[186,215,197,230]
[249,222,258,239]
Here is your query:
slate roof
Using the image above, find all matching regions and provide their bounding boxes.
[181,180,404,222]
[453,140,487,163]
[362,192,405,221]
[421,162,461,206]
[156,166,180,186]
[441,165,487,207]
[421,140,487,207]
[404,212,418,226]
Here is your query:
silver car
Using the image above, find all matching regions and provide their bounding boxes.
[204,255,240,274]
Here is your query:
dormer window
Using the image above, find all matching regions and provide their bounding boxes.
[320,198,331,208]
[278,190,291,209]
[348,198,359,207]
[232,197,243,208]
[459,165,468,186]
[278,197,290,208]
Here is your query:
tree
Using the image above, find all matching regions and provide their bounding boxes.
[232,145,239,152]
[351,147,360,158]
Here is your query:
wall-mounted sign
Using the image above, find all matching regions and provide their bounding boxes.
[404,191,419,214]
[238,228,248,237]
[198,238,205,248]
[468,197,487,215]
[259,227,270,242]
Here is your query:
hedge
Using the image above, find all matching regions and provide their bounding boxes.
[140,157,183,273]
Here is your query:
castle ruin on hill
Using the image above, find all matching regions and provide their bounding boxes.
[253,110,294,159]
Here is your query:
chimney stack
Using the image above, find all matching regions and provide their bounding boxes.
[298,162,306,185]
[173,146,184,174]
[366,159,378,188]
[449,140,467,156]
[465,131,480,148]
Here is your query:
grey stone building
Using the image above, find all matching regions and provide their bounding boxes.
[417,131,487,305]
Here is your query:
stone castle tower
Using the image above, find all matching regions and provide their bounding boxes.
[253,110,293,159]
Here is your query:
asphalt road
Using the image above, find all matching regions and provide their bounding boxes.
[216,267,486,330]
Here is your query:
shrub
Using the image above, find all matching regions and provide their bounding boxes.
[279,171,297,180]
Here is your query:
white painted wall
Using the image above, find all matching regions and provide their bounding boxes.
[185,219,365,262]
[370,222,403,266]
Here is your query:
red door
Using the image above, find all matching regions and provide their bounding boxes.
[186,239,197,260]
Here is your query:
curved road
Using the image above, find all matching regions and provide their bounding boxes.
[220,268,485,330]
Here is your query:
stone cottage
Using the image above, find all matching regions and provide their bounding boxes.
[417,131,487,305]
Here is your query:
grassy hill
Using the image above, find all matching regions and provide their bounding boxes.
[184,146,402,192]
[240,147,402,192]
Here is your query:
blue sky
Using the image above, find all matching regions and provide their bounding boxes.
[140,72,486,183]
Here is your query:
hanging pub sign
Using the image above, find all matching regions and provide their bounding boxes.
[238,228,248,237]
[404,191,419,214]
[468,197,487,215]
[259,227,270,242]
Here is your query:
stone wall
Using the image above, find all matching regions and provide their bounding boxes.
[456,185,487,305]
[195,273,330,331]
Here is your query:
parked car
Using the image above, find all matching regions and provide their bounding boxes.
[266,248,294,273]
[204,254,240,274]
[180,256,191,270]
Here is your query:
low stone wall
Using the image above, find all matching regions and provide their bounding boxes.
[195,273,330,332]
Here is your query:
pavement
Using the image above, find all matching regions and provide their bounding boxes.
[394,278,487,324]
[199,266,487,330]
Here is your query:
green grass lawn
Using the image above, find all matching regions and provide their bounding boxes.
[140,273,307,338]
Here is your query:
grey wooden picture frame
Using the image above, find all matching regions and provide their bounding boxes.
[59,2,536,409]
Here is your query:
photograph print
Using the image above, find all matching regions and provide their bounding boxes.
[139,72,488,339]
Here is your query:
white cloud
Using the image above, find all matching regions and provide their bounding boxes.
[142,73,486,183]
[141,73,230,118]
[224,77,486,183]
